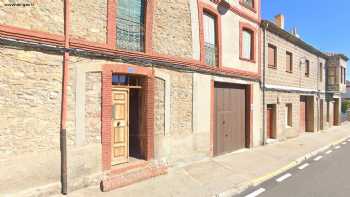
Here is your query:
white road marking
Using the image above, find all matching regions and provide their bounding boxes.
[335,145,341,149]
[298,163,309,170]
[326,150,333,154]
[348,139,350,142]
[342,142,347,145]
[314,156,323,161]
[245,188,266,197]
[276,173,292,182]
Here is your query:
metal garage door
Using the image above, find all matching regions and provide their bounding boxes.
[214,83,246,156]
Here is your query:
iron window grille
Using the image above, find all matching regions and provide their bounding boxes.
[205,42,217,66]
[116,0,145,52]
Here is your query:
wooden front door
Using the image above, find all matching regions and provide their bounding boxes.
[111,88,129,165]
[267,106,274,139]
[300,97,306,133]
[215,83,246,156]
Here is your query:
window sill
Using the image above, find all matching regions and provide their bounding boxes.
[239,2,257,13]
[268,65,277,69]
[240,57,256,63]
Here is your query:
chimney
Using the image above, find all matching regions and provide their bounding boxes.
[275,14,285,29]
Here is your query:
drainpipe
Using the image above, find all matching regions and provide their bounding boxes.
[317,57,320,131]
[60,0,70,195]
[262,23,268,145]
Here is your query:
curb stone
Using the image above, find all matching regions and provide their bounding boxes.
[215,134,350,197]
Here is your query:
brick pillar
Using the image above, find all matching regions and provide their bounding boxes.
[101,68,112,170]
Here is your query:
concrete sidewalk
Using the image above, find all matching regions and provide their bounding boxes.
[65,122,350,197]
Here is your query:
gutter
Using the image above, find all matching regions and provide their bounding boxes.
[60,0,70,195]
[262,23,268,145]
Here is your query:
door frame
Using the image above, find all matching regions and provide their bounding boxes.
[101,63,155,171]
[210,81,253,157]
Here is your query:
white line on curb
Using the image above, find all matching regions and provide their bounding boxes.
[314,156,323,161]
[298,163,309,170]
[245,188,266,197]
[276,173,292,182]
[335,146,341,149]
[326,150,333,154]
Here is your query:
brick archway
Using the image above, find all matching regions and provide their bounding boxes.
[101,64,155,170]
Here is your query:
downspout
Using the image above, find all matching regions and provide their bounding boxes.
[262,23,268,145]
[317,57,320,131]
[60,0,70,195]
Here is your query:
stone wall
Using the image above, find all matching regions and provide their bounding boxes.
[153,0,193,58]
[71,0,107,43]
[266,31,326,91]
[153,68,195,165]
[0,0,64,34]
[0,45,63,195]
[85,72,102,144]
[0,46,63,156]
[265,91,301,139]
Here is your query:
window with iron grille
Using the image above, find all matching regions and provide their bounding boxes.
[203,12,217,66]
[116,0,145,52]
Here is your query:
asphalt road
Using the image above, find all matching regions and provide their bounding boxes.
[236,138,350,197]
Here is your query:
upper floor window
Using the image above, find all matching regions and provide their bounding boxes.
[319,63,323,82]
[286,51,293,73]
[116,0,145,52]
[242,29,254,61]
[341,67,346,84]
[305,60,310,77]
[242,0,254,9]
[203,12,217,66]
[268,44,277,68]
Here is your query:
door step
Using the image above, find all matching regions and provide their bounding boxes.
[101,161,167,192]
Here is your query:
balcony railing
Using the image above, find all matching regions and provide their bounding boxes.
[116,17,145,52]
[205,42,217,66]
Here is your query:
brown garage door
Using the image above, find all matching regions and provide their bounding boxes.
[300,96,306,133]
[214,83,246,156]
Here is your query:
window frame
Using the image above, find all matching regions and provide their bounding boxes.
[108,0,155,53]
[239,22,257,63]
[305,59,310,77]
[203,11,218,67]
[115,0,146,52]
[198,3,222,67]
[268,44,277,69]
[286,51,293,73]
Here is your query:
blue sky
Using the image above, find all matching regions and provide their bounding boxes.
[262,0,350,79]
